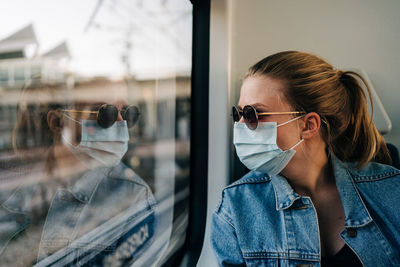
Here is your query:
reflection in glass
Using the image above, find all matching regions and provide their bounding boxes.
[0,0,192,266]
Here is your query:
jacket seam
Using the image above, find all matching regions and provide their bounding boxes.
[336,158,400,181]
[215,178,271,213]
[282,208,289,260]
[215,189,226,213]
[345,169,374,225]
[242,251,319,261]
[352,171,400,182]
[225,176,271,190]
[214,211,236,229]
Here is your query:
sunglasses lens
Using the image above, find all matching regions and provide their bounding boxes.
[123,106,140,128]
[232,106,240,122]
[98,104,118,128]
[243,105,257,130]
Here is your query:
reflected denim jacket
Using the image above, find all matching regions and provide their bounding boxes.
[0,163,160,266]
[211,155,400,267]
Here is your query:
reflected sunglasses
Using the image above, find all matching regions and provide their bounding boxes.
[62,104,141,128]
[232,105,305,130]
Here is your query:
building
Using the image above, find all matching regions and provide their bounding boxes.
[0,24,71,89]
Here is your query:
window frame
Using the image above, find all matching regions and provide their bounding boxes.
[162,0,210,266]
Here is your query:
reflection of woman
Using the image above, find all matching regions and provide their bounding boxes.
[211,51,400,266]
[0,83,161,266]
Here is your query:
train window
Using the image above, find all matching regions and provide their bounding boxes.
[0,69,8,83]
[0,0,194,266]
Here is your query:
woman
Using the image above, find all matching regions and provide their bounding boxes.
[0,83,160,266]
[211,51,400,266]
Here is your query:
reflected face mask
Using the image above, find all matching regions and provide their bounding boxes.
[62,116,129,166]
[233,116,303,176]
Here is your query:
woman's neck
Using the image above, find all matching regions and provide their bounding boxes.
[46,143,91,179]
[281,140,334,197]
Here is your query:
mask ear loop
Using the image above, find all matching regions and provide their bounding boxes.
[277,115,305,127]
[60,113,81,148]
[62,112,82,125]
[277,115,306,151]
[288,138,304,150]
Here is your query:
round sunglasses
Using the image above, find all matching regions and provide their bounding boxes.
[232,105,305,130]
[63,104,141,128]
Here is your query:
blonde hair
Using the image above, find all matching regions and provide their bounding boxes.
[246,51,391,168]
[11,83,66,159]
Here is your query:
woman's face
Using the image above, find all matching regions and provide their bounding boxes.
[238,75,303,150]
[61,89,129,146]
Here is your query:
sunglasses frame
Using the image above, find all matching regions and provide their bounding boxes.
[62,104,141,128]
[232,105,305,130]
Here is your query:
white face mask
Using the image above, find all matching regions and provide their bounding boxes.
[233,116,303,176]
[62,115,129,167]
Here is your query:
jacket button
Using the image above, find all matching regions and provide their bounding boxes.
[347,228,357,238]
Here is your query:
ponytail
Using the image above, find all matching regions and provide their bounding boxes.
[335,71,391,167]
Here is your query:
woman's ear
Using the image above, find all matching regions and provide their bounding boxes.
[47,110,63,134]
[300,112,321,140]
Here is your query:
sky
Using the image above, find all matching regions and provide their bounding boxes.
[0,0,192,78]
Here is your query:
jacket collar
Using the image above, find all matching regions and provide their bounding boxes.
[2,185,37,214]
[69,163,138,203]
[69,166,109,203]
[270,174,301,211]
[270,155,373,227]
[332,155,373,227]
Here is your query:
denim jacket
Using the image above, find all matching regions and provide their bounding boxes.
[211,155,400,267]
[0,163,160,266]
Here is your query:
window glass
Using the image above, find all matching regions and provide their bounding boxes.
[14,67,25,81]
[0,69,8,82]
[0,0,192,266]
[31,66,41,76]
